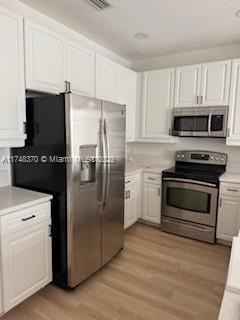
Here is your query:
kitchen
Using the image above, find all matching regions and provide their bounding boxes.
[0,0,240,319]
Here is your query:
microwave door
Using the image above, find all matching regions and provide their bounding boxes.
[173,115,209,136]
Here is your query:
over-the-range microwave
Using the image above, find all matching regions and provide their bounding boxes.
[171,106,228,138]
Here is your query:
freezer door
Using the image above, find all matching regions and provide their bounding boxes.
[65,93,102,287]
[101,101,126,265]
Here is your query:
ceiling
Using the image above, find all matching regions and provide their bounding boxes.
[20,0,240,61]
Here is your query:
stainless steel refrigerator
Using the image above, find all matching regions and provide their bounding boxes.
[12,93,126,289]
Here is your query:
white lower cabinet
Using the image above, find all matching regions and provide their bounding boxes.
[0,202,52,313]
[143,173,161,224]
[217,182,240,243]
[124,172,141,229]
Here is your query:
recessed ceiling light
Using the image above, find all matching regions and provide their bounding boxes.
[235,9,240,17]
[134,33,150,40]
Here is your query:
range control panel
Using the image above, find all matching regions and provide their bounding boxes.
[176,151,227,165]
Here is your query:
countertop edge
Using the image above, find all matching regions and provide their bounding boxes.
[0,196,53,217]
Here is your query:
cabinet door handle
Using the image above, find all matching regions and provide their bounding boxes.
[219,198,222,207]
[22,214,36,222]
[158,188,161,196]
[196,96,199,104]
[200,95,203,104]
[128,190,131,199]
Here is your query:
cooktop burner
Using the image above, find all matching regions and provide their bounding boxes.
[163,150,227,185]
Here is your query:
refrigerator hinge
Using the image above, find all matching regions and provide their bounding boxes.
[49,224,52,237]
[65,81,71,93]
[23,121,27,134]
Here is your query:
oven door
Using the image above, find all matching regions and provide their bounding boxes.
[162,178,218,226]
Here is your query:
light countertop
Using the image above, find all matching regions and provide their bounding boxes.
[218,290,240,320]
[125,162,171,175]
[0,186,52,216]
[220,172,240,184]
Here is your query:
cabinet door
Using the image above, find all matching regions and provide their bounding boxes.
[118,68,137,142]
[95,55,119,103]
[227,59,240,146]
[201,60,231,106]
[0,7,25,147]
[143,184,161,224]
[174,64,202,107]
[67,42,95,97]
[25,20,65,94]
[2,221,52,312]
[217,197,240,242]
[124,186,139,229]
[142,69,174,139]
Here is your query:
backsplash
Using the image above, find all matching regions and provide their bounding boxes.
[0,148,11,187]
[127,138,240,173]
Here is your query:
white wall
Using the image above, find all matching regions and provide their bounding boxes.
[128,139,240,173]
[131,43,240,71]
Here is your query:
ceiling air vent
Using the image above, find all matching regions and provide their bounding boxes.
[85,0,112,11]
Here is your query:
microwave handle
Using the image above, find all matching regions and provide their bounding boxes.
[208,112,212,136]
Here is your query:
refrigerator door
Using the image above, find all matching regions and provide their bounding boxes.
[65,93,102,287]
[101,101,126,265]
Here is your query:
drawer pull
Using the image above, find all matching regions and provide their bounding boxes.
[22,214,36,222]
[227,188,239,192]
[125,180,131,184]
[148,177,157,180]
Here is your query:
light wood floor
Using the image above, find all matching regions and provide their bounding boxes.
[2,223,230,320]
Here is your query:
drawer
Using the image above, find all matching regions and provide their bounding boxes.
[125,173,140,186]
[1,202,51,237]
[144,173,161,185]
[220,183,240,198]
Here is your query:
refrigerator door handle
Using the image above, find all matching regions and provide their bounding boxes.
[103,118,110,209]
[99,118,107,207]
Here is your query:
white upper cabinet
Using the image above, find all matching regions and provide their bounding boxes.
[0,7,26,147]
[174,60,231,108]
[95,55,119,103]
[227,59,240,146]
[118,68,137,142]
[25,20,66,94]
[174,64,202,107]
[201,60,231,106]
[141,68,175,141]
[67,42,95,97]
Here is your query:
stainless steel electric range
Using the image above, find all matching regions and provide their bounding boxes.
[161,151,227,243]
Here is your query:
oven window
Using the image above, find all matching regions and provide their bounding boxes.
[167,187,211,213]
[174,116,209,132]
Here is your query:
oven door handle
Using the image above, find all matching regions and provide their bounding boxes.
[162,177,217,187]
[208,112,212,136]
